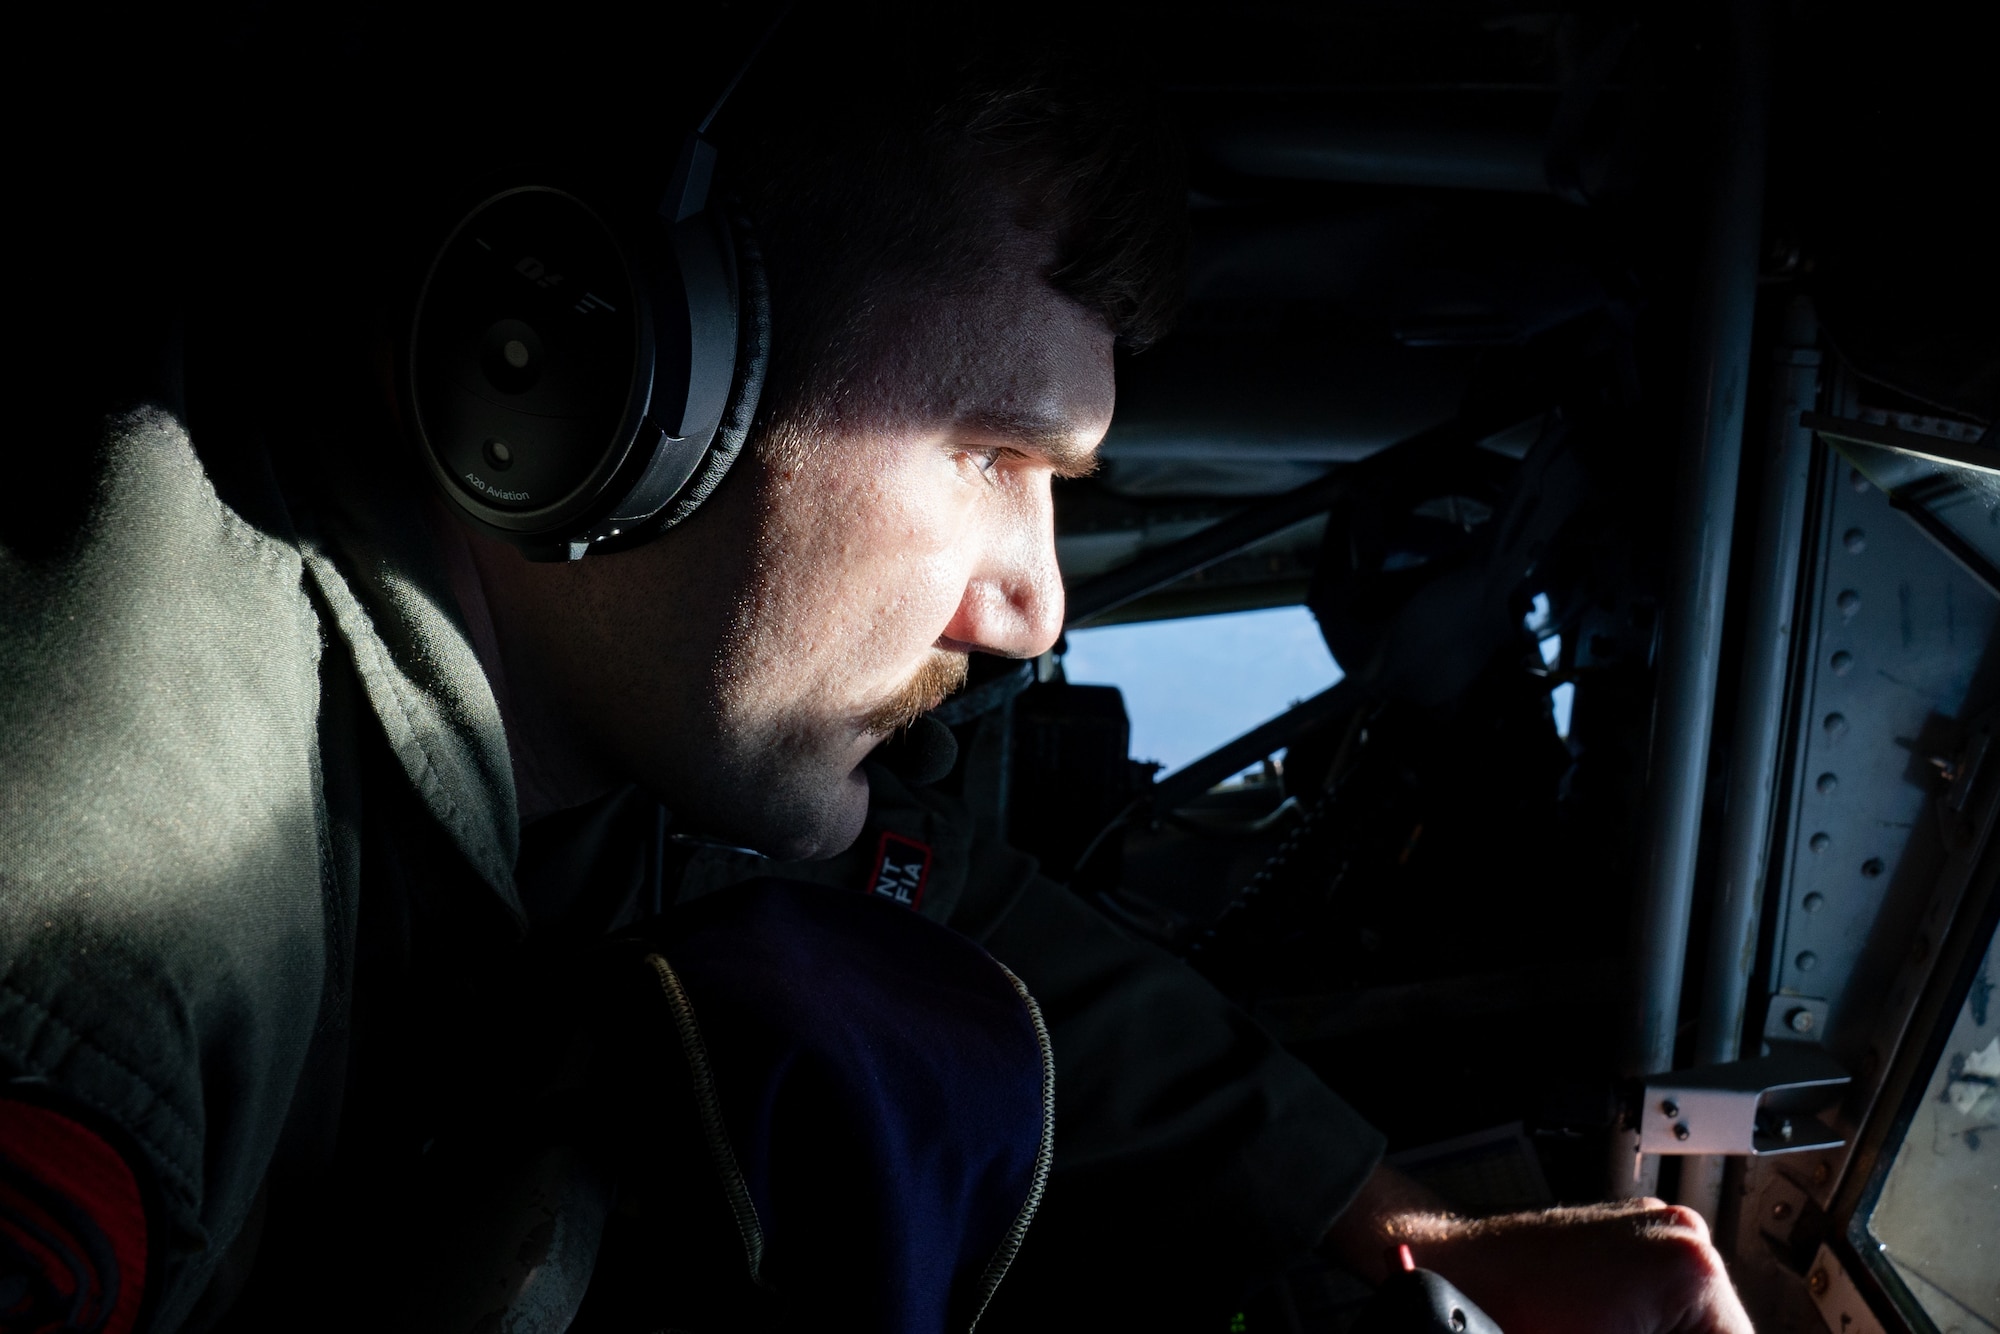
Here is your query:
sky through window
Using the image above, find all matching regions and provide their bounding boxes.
[1062,606,1344,775]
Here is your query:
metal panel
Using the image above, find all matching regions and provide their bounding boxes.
[1727,426,2000,1332]
[1807,1244,1889,1334]
[1765,462,2000,1029]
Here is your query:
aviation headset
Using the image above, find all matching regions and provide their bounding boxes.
[405,28,777,563]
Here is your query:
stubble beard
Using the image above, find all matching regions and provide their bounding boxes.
[861,648,969,736]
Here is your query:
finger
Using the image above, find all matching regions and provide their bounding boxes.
[1634,1203,1713,1245]
[1675,1252,1757,1334]
[1697,1281,1758,1334]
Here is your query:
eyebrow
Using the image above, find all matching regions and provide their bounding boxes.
[961,407,1103,479]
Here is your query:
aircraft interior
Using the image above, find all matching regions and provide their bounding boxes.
[6,2,1996,1333]
[926,3,1996,1330]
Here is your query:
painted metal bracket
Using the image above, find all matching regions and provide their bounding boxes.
[1637,1047,1851,1156]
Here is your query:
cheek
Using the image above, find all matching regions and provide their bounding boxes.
[756,453,978,658]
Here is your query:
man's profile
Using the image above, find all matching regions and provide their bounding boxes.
[4,6,1754,1332]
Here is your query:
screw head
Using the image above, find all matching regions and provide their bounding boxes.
[1809,833,1831,853]
[1797,950,1819,972]
[1817,772,1839,795]
[1824,712,1849,738]
[1674,1122,1691,1142]
[1809,1267,1830,1295]
[1830,650,1854,676]
[1788,1007,1816,1034]
[1813,1162,1831,1185]
[1803,891,1825,912]
[1844,528,1867,554]
[1772,1200,1794,1220]
[1661,1099,1680,1119]
[1836,589,1861,616]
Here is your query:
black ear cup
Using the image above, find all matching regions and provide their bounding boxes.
[645,208,770,538]
[410,186,651,552]
[409,157,766,560]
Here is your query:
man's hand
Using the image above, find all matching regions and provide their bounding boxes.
[1323,1165,1755,1334]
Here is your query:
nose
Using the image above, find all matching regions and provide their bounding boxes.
[940,488,1066,660]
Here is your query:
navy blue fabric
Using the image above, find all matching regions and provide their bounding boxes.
[634,877,1046,1333]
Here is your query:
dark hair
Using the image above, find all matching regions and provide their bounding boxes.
[718,5,1186,436]
[730,9,1185,348]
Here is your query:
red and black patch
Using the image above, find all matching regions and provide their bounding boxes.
[1,1098,148,1334]
[864,831,933,910]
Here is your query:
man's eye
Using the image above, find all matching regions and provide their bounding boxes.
[963,447,1004,477]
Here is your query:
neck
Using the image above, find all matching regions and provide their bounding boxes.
[423,495,617,826]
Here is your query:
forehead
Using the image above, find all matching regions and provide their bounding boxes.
[851,248,1118,443]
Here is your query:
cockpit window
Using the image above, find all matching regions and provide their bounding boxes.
[1858,913,2000,1331]
[1062,605,1344,781]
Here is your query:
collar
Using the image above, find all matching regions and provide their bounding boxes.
[294,440,526,926]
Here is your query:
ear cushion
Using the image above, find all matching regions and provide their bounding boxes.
[655,206,771,532]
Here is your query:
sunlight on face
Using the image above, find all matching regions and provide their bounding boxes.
[468,233,1118,863]
[692,258,1114,856]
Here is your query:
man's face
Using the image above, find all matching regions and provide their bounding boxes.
[471,236,1114,858]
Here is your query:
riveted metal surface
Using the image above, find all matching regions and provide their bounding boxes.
[1766,454,2000,1043]
[1729,423,2000,1331]
[1807,1243,1889,1334]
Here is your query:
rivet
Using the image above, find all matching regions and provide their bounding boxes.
[1809,1267,1829,1296]
[1803,891,1825,911]
[1824,713,1849,738]
[1844,528,1867,554]
[1836,589,1861,616]
[1661,1099,1680,1119]
[1813,1162,1830,1185]
[1830,650,1854,676]
[1772,1200,1794,1220]
[1674,1123,1691,1141]
[1861,858,1884,878]
[1797,951,1819,972]
[1809,833,1831,853]
[1849,468,1870,494]
[1817,773,1839,795]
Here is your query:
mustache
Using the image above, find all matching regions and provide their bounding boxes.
[861,650,970,736]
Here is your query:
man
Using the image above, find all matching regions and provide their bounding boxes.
[4,8,1753,1331]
